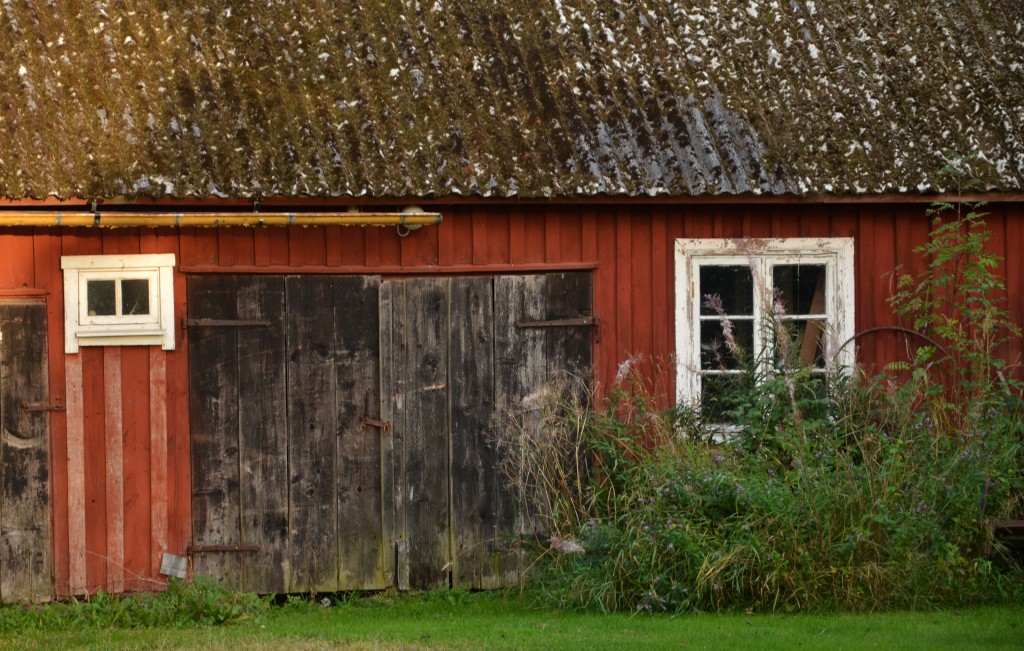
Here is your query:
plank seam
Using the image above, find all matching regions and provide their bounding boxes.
[104,347,124,593]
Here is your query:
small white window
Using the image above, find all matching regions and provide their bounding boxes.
[674,238,854,425]
[62,254,176,353]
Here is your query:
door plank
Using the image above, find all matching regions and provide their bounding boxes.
[489,273,594,583]
[379,280,405,589]
[335,276,385,589]
[399,278,452,590]
[236,277,289,594]
[0,303,53,602]
[385,276,454,585]
[494,275,548,539]
[187,277,243,586]
[449,277,503,588]
[285,276,340,592]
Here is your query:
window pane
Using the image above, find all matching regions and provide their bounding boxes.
[121,279,151,316]
[700,319,754,370]
[775,319,827,368]
[699,266,754,315]
[772,264,826,315]
[86,280,116,316]
[700,373,754,423]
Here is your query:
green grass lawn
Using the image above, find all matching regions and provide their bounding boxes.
[3,591,1021,650]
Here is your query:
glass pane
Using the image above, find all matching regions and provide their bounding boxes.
[699,266,754,316]
[86,280,116,316]
[700,319,754,370]
[774,319,827,368]
[121,279,151,316]
[772,264,826,315]
[700,373,754,423]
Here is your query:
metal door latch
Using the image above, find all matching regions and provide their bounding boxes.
[360,417,392,432]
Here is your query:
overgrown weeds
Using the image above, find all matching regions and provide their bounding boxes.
[0,577,268,632]
[497,205,1024,613]
[497,379,594,540]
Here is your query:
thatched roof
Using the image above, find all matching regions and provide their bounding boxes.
[1,0,1022,200]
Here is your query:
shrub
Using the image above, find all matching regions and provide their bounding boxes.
[498,207,1023,613]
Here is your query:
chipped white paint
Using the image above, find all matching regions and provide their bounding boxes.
[674,237,855,409]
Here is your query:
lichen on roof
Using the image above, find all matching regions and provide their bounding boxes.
[0,0,1021,200]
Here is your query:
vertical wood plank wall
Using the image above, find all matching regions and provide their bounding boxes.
[0,201,1021,595]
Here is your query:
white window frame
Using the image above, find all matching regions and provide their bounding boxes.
[674,238,855,416]
[62,253,176,353]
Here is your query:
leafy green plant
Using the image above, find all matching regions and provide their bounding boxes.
[0,577,268,633]
[889,201,1021,425]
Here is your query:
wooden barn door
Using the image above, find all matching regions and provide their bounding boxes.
[189,272,591,593]
[381,272,592,590]
[188,276,384,594]
[0,302,53,602]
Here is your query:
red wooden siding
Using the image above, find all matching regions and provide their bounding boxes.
[0,202,1020,595]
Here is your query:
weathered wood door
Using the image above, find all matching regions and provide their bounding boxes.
[188,276,383,593]
[381,273,593,589]
[188,272,591,593]
[0,302,53,602]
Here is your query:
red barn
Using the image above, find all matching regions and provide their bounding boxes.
[0,0,1021,600]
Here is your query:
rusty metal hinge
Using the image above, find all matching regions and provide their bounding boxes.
[360,416,392,432]
[23,403,65,413]
[515,316,597,328]
[187,544,261,554]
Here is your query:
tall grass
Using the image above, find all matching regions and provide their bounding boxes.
[497,207,1024,613]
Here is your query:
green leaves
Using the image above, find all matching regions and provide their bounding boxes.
[0,578,268,633]
[889,201,1020,415]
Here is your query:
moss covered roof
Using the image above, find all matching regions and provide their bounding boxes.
[1,0,1022,199]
